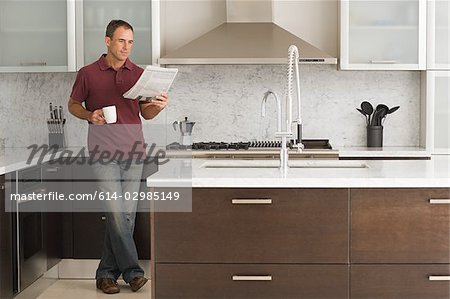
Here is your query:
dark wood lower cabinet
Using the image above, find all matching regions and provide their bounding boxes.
[351,265,450,299]
[153,187,450,298]
[72,212,150,259]
[155,188,348,263]
[72,212,106,258]
[45,212,62,270]
[42,162,72,268]
[351,188,450,263]
[0,174,14,299]
[153,188,349,298]
[156,264,349,299]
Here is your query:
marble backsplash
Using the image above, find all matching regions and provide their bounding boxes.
[0,65,420,148]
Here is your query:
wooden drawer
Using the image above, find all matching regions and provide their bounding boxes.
[156,264,349,299]
[351,188,450,263]
[351,265,450,299]
[155,188,348,263]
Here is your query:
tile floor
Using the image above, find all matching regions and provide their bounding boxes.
[16,279,152,299]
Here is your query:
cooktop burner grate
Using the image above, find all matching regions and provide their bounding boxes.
[166,139,332,151]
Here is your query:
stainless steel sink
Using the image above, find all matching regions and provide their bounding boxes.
[201,160,368,169]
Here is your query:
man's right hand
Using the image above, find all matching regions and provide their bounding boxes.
[68,98,106,124]
[88,109,106,125]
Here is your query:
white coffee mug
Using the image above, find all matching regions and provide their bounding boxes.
[102,106,117,124]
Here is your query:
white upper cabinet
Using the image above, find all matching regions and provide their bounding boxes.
[427,0,450,69]
[427,71,450,154]
[76,0,159,69]
[340,0,426,70]
[0,0,159,72]
[0,0,76,72]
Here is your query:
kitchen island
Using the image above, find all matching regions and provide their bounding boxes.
[147,156,450,188]
[147,156,450,299]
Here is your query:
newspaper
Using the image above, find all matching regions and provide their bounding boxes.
[123,65,178,100]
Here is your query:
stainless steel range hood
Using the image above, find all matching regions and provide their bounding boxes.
[159,1,337,65]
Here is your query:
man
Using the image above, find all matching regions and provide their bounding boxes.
[68,20,168,294]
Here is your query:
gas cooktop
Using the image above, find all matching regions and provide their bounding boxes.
[166,139,333,151]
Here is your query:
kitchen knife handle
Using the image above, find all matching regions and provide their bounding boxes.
[428,276,450,281]
[232,275,272,281]
[429,199,450,204]
[231,198,272,205]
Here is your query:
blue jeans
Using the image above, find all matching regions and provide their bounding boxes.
[91,159,144,283]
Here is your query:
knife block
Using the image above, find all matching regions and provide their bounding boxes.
[367,126,383,147]
[49,133,65,148]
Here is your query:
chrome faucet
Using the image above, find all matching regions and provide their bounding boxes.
[261,90,282,132]
[275,45,304,173]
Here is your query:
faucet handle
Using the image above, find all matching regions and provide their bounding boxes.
[291,142,305,151]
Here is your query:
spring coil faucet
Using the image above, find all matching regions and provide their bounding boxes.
[286,45,304,150]
[275,45,304,173]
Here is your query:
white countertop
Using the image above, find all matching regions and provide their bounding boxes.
[1,146,444,188]
[0,147,53,174]
[0,147,88,175]
[337,146,430,158]
[146,156,450,188]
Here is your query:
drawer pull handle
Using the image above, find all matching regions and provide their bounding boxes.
[232,199,272,205]
[101,216,106,221]
[429,276,450,281]
[429,199,450,204]
[232,275,272,281]
[46,167,59,172]
[370,60,397,64]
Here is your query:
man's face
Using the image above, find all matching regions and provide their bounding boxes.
[105,26,134,62]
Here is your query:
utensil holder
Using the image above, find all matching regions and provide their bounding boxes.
[49,133,65,148]
[367,126,383,147]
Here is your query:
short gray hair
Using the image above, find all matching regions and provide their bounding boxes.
[105,20,133,38]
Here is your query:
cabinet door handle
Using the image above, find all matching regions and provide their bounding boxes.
[429,276,450,281]
[35,187,47,194]
[232,275,272,281]
[429,199,450,204]
[369,60,397,64]
[20,62,47,66]
[0,184,4,190]
[101,216,106,221]
[231,199,272,205]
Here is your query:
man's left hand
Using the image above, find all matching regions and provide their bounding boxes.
[140,93,169,119]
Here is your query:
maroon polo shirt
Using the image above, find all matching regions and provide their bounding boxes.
[70,54,146,160]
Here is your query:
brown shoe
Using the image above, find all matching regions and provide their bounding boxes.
[129,276,148,292]
[96,278,120,294]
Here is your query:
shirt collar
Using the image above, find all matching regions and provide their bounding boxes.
[98,54,134,71]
